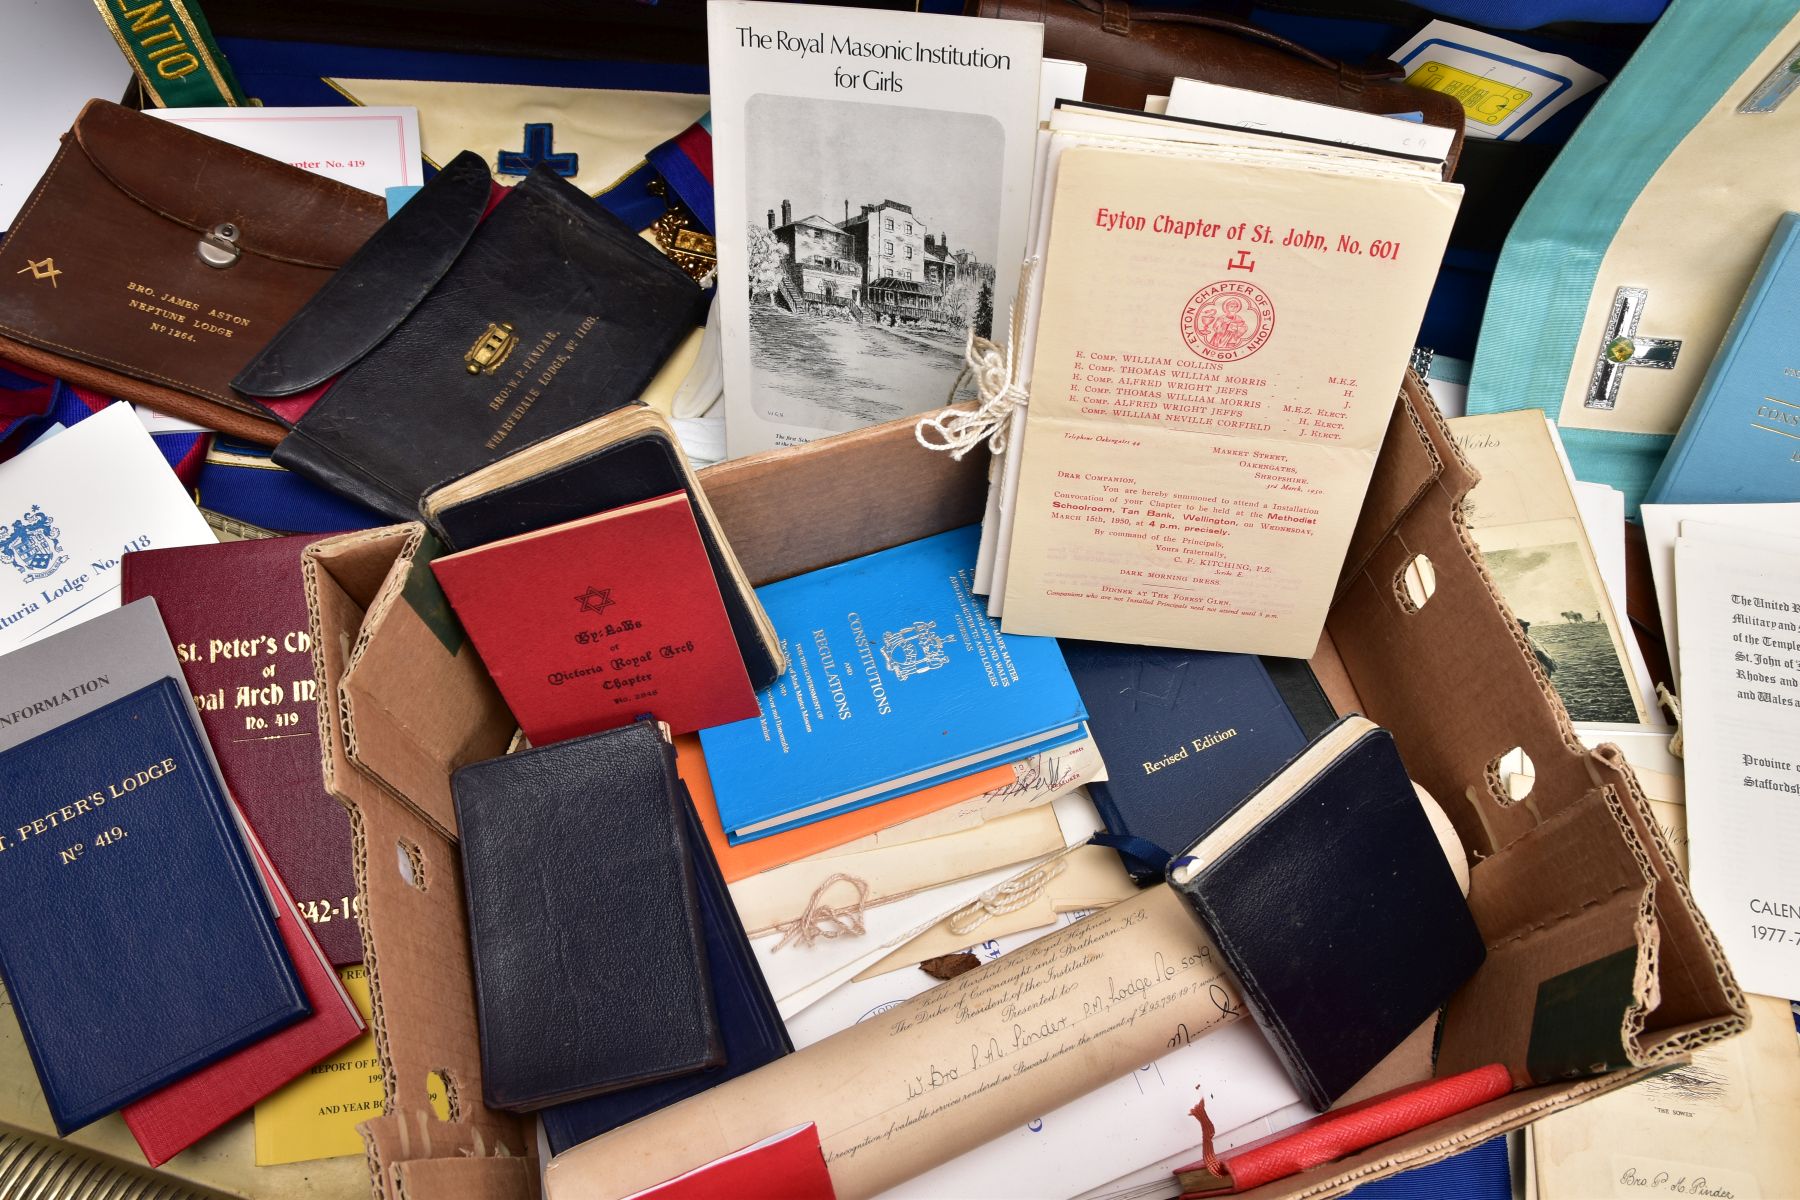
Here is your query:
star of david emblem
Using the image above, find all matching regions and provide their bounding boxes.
[575,586,615,616]
[17,258,60,288]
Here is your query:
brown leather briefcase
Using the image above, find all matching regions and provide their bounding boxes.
[970,0,1466,174]
[0,100,386,444]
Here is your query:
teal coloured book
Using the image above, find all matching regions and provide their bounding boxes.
[1647,212,1800,505]
[699,526,1087,842]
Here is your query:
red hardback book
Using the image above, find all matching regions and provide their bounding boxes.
[121,534,363,965]
[431,492,759,743]
[1175,1064,1513,1196]
[121,809,365,1166]
[620,1124,835,1200]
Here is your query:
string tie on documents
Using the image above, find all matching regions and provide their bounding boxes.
[1656,682,1685,758]
[914,258,1039,460]
[947,843,1074,936]
[773,873,871,951]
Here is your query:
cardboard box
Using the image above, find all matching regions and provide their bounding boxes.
[300,376,1743,1200]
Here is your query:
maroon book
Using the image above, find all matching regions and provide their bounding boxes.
[122,534,362,964]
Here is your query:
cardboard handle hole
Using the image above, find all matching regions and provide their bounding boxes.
[1396,553,1437,612]
[1489,746,1536,806]
[396,838,428,891]
[425,1069,458,1122]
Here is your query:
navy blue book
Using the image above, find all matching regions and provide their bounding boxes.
[539,785,791,1155]
[0,678,307,1134]
[1170,717,1485,1110]
[1061,639,1335,884]
[699,526,1088,842]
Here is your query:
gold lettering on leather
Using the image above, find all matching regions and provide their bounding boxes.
[11,756,176,845]
[121,281,251,347]
[483,316,600,450]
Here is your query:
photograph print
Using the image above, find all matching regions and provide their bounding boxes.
[1482,541,1640,723]
[743,92,1003,433]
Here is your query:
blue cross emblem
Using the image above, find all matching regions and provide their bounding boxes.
[497,123,579,178]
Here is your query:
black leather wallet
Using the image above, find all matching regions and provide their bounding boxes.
[451,720,723,1113]
[233,152,706,520]
[539,784,791,1155]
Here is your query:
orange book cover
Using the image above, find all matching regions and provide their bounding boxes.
[676,735,1015,883]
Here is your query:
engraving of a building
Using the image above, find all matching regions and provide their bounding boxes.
[764,195,982,326]
[767,199,863,307]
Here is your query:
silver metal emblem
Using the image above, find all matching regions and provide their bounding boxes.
[1583,287,1681,411]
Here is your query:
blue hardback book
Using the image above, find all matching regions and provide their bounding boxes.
[539,786,790,1155]
[0,678,308,1134]
[1647,212,1800,505]
[700,526,1088,842]
[1061,640,1332,884]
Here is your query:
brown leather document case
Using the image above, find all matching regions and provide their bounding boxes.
[970,0,1466,174]
[0,101,386,445]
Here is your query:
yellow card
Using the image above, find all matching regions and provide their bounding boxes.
[1404,60,1532,127]
[253,965,446,1165]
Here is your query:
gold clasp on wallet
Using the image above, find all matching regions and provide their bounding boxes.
[464,322,519,375]
[197,223,241,269]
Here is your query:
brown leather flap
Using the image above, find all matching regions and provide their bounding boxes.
[974,0,1466,174]
[70,100,382,269]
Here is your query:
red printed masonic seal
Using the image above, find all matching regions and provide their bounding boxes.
[1180,281,1276,363]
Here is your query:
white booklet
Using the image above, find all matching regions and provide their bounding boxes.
[709,0,1043,456]
[1640,501,1800,687]
[1674,525,1800,998]
[0,404,214,655]
[146,105,423,196]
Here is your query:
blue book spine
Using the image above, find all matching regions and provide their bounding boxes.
[1647,211,1800,506]
[0,678,306,1134]
[700,526,1087,841]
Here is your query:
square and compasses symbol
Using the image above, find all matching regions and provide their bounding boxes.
[17,259,60,288]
